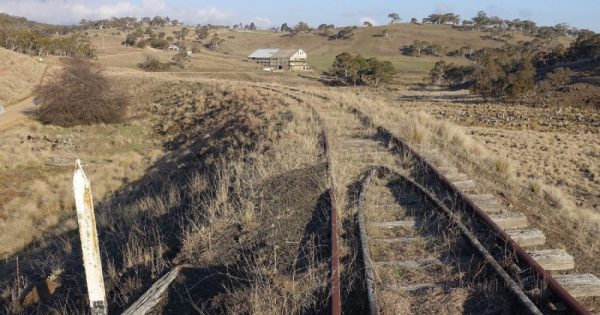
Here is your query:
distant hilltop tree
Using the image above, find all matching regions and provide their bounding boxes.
[363,21,373,27]
[317,24,335,37]
[295,21,310,33]
[426,13,460,25]
[280,23,292,32]
[318,24,334,31]
[388,13,401,24]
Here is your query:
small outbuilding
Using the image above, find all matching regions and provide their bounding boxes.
[247,48,308,71]
[168,45,181,51]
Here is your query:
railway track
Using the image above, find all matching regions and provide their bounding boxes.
[122,83,599,314]
[357,165,535,314]
[269,87,600,314]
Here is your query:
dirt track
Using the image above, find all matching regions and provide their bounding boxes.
[0,65,48,132]
[0,96,36,132]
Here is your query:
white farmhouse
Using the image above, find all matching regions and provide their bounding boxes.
[247,48,308,71]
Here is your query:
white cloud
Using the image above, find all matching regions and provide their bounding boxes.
[190,6,231,24]
[97,2,139,18]
[254,17,272,28]
[0,0,231,25]
[359,17,378,26]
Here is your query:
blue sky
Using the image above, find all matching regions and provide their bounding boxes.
[1,0,599,31]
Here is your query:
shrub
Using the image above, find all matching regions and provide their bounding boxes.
[470,50,535,99]
[171,51,191,68]
[545,67,572,89]
[428,61,476,87]
[136,39,148,49]
[150,38,169,49]
[34,58,128,127]
[139,55,170,72]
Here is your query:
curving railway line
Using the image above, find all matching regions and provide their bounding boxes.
[126,83,600,314]
[263,85,600,314]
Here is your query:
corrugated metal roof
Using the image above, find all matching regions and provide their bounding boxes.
[271,49,300,58]
[248,49,279,58]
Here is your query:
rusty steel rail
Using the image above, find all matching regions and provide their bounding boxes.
[265,85,589,314]
[255,85,342,314]
[359,166,543,315]
[347,108,591,315]
[356,168,380,315]
[312,106,342,315]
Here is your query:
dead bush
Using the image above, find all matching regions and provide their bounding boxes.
[34,58,128,127]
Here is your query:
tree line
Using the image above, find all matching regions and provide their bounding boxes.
[0,13,74,35]
[78,16,182,31]
[428,30,600,99]
[0,27,95,58]
[385,10,585,41]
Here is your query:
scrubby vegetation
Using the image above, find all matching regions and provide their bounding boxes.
[1,8,600,314]
[331,52,395,87]
[428,31,600,99]
[470,50,535,99]
[429,61,475,87]
[0,28,96,58]
[0,81,333,314]
[35,59,128,127]
[401,40,446,57]
[138,55,171,71]
[0,14,95,58]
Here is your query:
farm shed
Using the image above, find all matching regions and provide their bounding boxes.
[247,48,308,70]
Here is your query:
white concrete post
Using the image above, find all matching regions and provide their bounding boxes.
[73,159,107,315]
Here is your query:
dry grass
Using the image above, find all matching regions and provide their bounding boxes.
[0,19,594,312]
[215,23,521,77]
[327,91,515,184]
[81,22,528,84]
[468,127,600,215]
[313,86,600,308]
[0,79,335,314]
[0,118,162,258]
[0,48,46,105]
[0,72,167,259]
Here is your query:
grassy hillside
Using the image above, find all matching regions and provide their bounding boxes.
[217,24,529,79]
[0,48,46,104]
[82,23,531,83]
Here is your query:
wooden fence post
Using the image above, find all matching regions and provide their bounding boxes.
[73,159,107,315]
